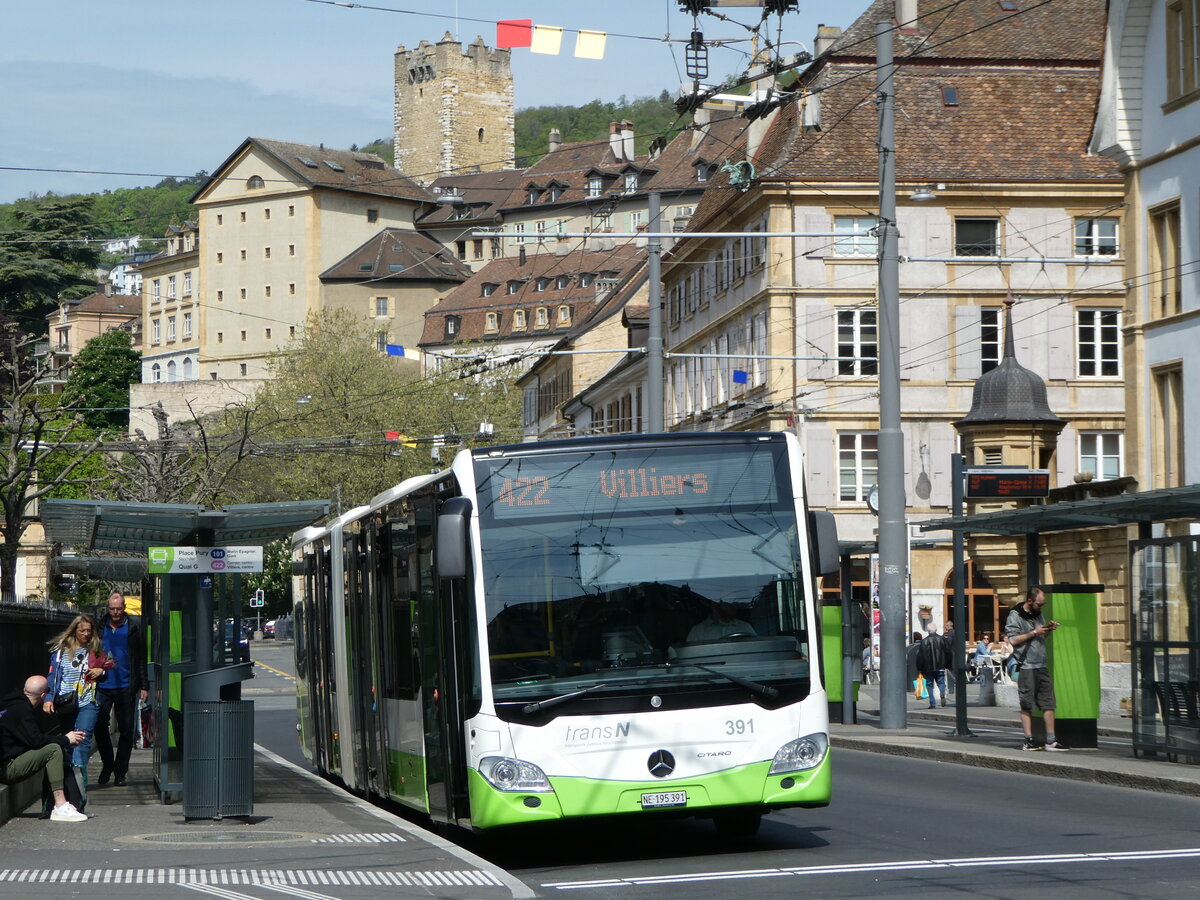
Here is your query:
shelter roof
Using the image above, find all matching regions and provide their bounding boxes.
[40,500,330,555]
[918,485,1200,536]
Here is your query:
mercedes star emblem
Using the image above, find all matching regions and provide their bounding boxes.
[647,749,676,778]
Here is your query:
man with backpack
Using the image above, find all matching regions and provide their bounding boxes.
[916,626,951,709]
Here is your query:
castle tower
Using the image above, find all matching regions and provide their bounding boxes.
[393,33,515,184]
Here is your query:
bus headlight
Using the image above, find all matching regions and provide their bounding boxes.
[478,756,554,793]
[768,733,829,774]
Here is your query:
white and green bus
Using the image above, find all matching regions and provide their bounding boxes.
[292,431,839,834]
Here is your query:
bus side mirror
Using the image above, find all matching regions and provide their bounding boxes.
[436,497,473,578]
[808,510,840,577]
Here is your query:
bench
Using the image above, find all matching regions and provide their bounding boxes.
[0,772,43,827]
[1152,680,1200,760]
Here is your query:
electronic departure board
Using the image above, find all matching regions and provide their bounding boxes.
[475,444,789,521]
[965,469,1050,499]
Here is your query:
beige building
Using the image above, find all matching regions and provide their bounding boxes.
[37,284,140,392]
[140,221,200,386]
[189,138,433,383]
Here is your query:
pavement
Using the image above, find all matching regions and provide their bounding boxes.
[833,680,1200,796]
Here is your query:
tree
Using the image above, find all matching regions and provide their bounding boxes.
[0,196,101,324]
[227,309,523,510]
[0,322,102,602]
[60,329,140,430]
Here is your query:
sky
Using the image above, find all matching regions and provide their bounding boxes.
[0,0,866,204]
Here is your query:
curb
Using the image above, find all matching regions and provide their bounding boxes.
[830,734,1200,797]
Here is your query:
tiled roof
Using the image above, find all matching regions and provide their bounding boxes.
[193,138,434,204]
[760,67,1119,183]
[829,0,1106,63]
[419,243,644,345]
[417,169,522,226]
[321,228,472,282]
[52,289,139,319]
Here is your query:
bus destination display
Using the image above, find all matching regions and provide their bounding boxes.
[478,447,786,520]
[965,469,1050,499]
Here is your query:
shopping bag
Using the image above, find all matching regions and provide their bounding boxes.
[913,675,926,699]
[135,698,156,749]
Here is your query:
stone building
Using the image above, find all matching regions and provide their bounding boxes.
[394,34,515,184]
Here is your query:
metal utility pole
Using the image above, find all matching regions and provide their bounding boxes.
[950,453,974,735]
[875,21,908,729]
[646,192,664,432]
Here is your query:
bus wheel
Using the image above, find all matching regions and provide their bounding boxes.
[713,809,762,837]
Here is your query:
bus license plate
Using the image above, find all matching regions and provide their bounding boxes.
[641,790,687,809]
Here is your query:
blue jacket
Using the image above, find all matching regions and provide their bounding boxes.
[97,614,147,694]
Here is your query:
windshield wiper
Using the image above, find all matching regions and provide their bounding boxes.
[668,661,780,699]
[503,682,606,715]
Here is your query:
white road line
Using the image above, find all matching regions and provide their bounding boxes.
[178,885,260,900]
[542,847,1200,890]
[250,744,527,898]
[259,884,341,900]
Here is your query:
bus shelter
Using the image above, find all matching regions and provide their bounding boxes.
[41,499,329,806]
[920,484,1200,759]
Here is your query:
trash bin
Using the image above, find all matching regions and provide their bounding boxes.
[183,699,253,819]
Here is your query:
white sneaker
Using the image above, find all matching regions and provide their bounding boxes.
[51,802,87,823]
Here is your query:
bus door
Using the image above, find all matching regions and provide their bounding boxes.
[414,493,471,823]
[347,528,381,795]
[311,545,338,776]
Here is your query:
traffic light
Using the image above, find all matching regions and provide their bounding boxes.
[252,588,265,608]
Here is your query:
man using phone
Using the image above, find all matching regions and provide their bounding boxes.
[1005,586,1067,751]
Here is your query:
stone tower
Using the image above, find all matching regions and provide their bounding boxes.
[393,33,515,184]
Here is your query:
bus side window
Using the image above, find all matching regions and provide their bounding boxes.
[387,518,418,700]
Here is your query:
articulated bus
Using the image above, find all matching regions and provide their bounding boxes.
[292,432,839,834]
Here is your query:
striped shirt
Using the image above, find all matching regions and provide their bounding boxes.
[55,647,97,704]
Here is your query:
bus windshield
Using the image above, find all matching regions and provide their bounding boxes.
[473,442,812,718]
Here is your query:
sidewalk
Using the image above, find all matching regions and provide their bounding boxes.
[832,681,1200,796]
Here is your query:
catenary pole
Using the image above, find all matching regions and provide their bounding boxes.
[876,21,908,729]
[951,452,974,735]
[646,192,664,432]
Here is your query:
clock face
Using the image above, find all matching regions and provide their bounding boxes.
[867,483,880,514]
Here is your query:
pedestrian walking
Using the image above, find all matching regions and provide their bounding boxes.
[95,592,148,786]
[916,626,951,708]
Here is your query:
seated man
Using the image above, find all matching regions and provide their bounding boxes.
[0,675,88,822]
[687,600,757,642]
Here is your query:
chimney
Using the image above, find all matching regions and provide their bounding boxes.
[814,24,842,57]
[518,246,526,266]
[548,127,562,153]
[609,122,624,161]
[896,0,918,30]
[620,121,635,161]
[691,108,711,150]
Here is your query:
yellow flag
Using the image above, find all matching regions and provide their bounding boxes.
[575,29,606,60]
[531,24,564,55]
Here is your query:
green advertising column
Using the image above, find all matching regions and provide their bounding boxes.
[821,597,859,723]
[1039,583,1103,748]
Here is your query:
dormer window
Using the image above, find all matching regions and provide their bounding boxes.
[481,283,497,297]
[548,185,563,202]
[694,163,709,183]
[580,273,594,287]
[624,172,639,194]
[507,280,522,295]
[557,305,571,325]
[528,187,541,204]
[587,175,603,198]
[556,275,570,289]
[513,309,527,329]
[535,307,549,327]
[485,312,500,332]
[535,278,549,292]
[444,315,460,339]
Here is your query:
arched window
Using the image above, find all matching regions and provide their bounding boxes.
[151,363,161,383]
[167,360,177,382]
[246,175,265,189]
[182,357,193,380]
[478,127,485,142]
[941,561,998,641]
[557,305,571,325]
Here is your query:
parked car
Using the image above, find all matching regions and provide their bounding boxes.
[221,621,250,663]
[262,620,276,639]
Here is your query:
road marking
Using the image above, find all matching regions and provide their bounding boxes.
[252,744,535,898]
[313,833,407,843]
[254,660,295,681]
[541,847,1200,890]
[0,869,505,889]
